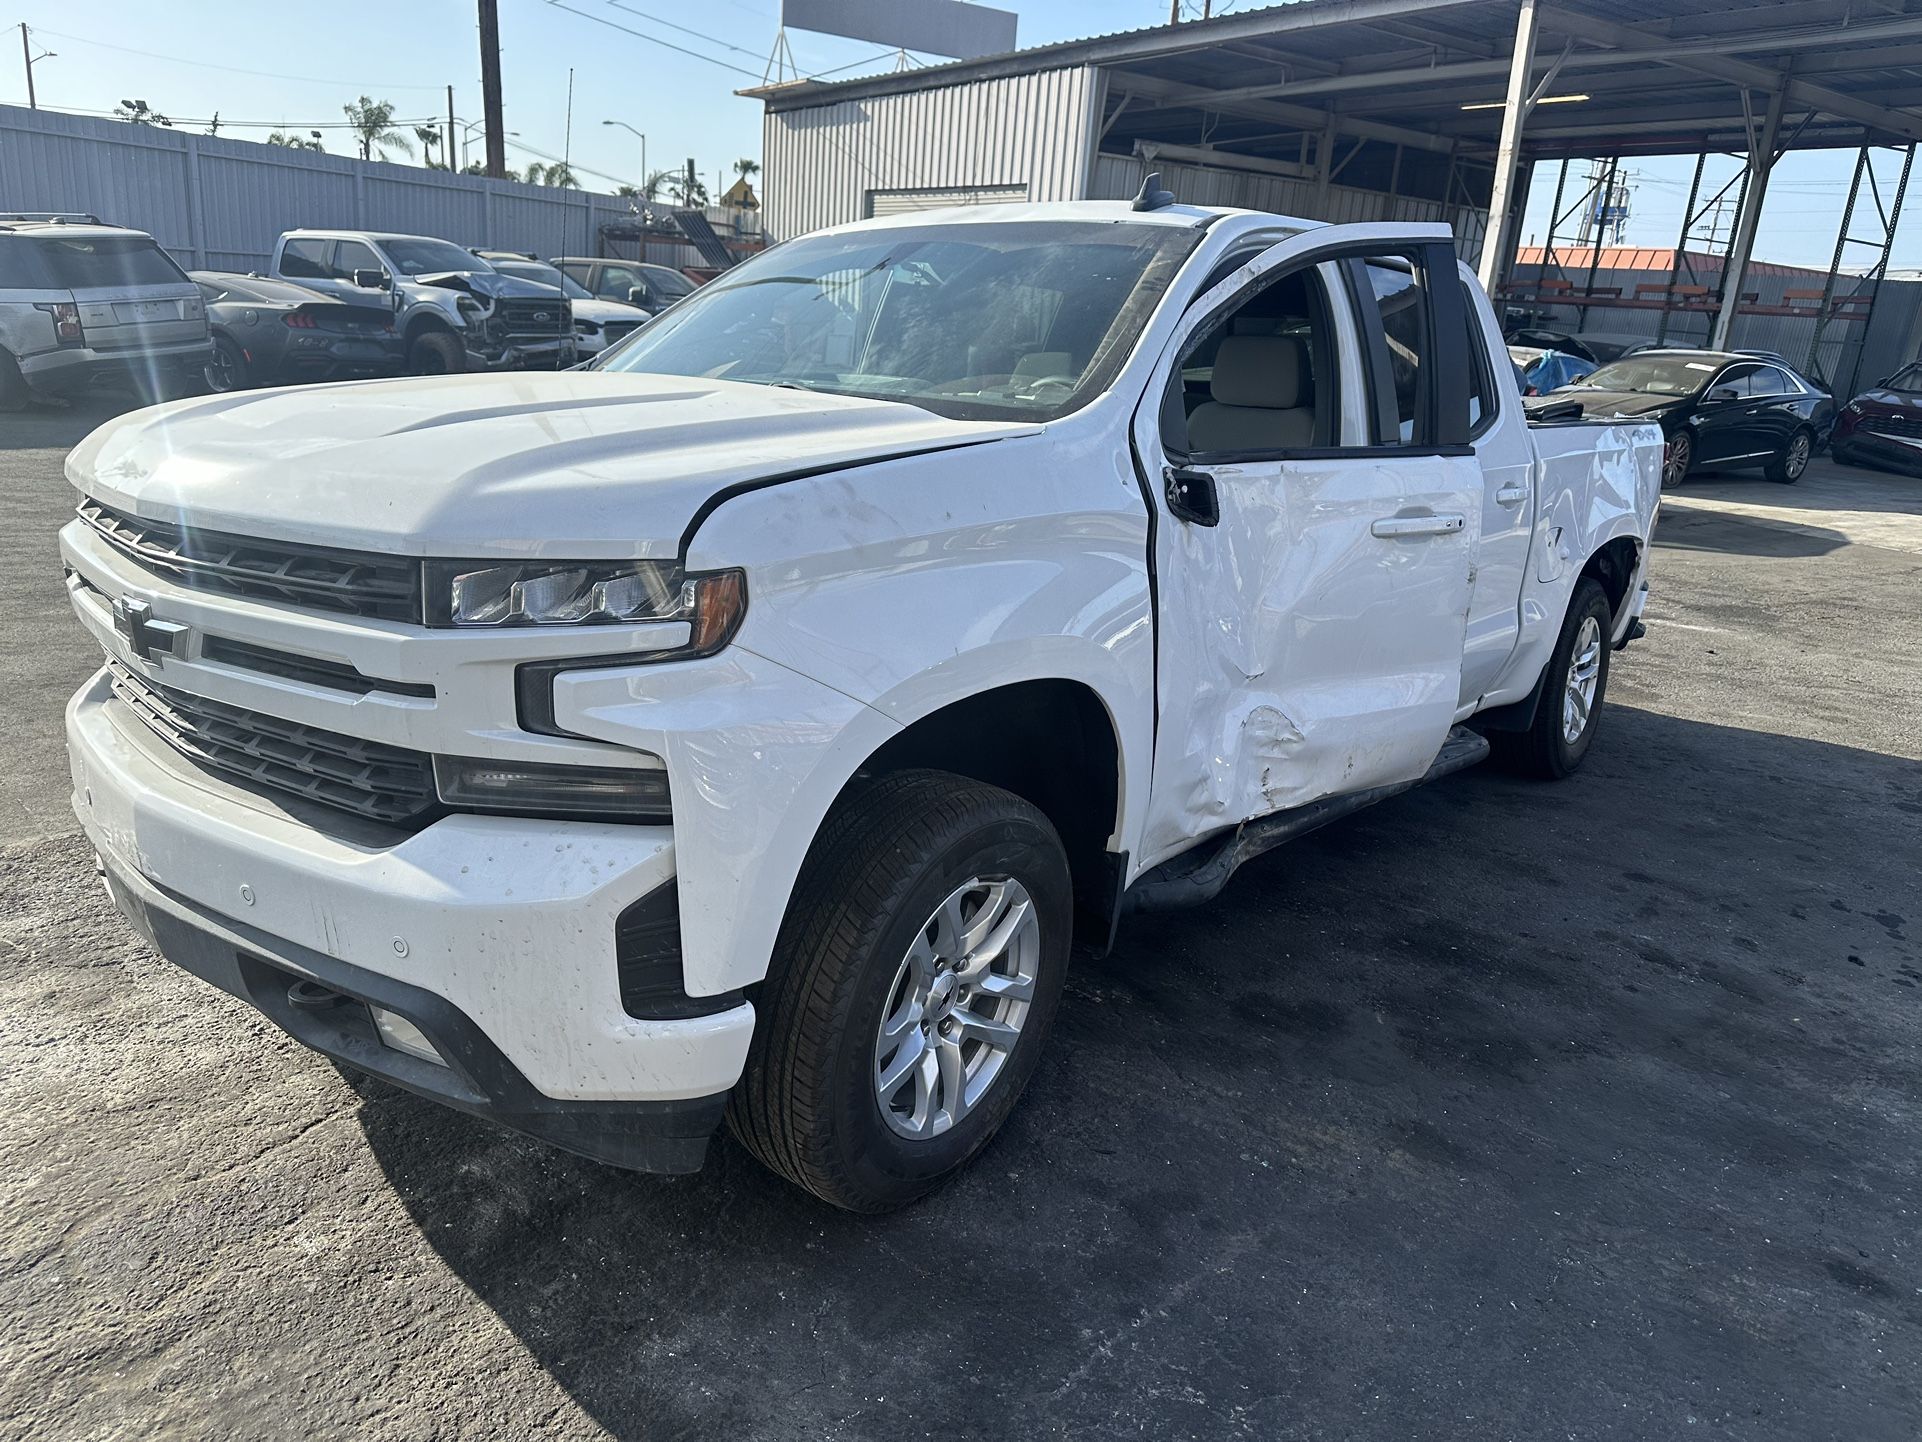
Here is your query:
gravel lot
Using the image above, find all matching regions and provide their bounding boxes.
[2,393,1918,1441]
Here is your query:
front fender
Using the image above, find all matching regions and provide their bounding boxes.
[551,648,900,997]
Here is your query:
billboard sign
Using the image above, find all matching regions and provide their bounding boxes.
[781,0,1018,60]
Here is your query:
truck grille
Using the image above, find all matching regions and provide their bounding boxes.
[1863,413,1922,440]
[80,500,422,622]
[495,298,571,336]
[107,658,439,826]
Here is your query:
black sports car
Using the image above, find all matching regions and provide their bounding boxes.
[1524,349,1835,489]
[191,272,405,392]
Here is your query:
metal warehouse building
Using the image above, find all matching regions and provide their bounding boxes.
[747,0,1922,391]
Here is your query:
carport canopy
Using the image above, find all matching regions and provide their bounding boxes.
[749,0,1922,341]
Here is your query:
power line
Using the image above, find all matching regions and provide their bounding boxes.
[42,103,442,130]
[602,0,766,61]
[28,27,445,90]
[541,0,766,80]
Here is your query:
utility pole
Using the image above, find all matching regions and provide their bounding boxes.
[20,23,36,109]
[1168,0,1180,24]
[685,157,696,209]
[478,0,507,180]
[446,85,456,174]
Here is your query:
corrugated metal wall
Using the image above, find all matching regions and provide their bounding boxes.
[1089,153,1490,263]
[0,104,732,273]
[1508,249,1922,393]
[760,67,1102,240]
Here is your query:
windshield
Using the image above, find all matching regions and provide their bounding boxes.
[642,266,696,301]
[498,260,592,300]
[1572,355,1721,396]
[1885,363,1922,393]
[377,237,487,276]
[596,220,1200,421]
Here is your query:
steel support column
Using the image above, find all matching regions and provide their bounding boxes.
[1477,0,1541,291]
[1711,79,1788,350]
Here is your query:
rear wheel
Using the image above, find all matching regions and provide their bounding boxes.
[1491,576,1613,780]
[1766,427,1812,483]
[407,330,465,376]
[204,335,248,393]
[727,770,1073,1212]
[1660,431,1692,489]
[0,348,27,411]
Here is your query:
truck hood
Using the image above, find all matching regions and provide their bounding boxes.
[68,372,1039,559]
[406,269,557,301]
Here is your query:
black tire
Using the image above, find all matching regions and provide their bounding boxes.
[1765,427,1813,484]
[0,348,27,411]
[1491,576,1613,780]
[727,769,1073,1212]
[1660,430,1691,489]
[204,335,249,393]
[407,330,465,376]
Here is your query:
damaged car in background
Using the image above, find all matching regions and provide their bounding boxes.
[269,229,575,375]
[59,189,1660,1213]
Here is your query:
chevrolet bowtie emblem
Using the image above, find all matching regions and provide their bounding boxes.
[111,596,188,663]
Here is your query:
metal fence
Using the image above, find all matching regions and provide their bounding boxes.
[0,104,754,274]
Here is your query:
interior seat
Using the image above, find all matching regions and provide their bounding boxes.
[1187,335,1315,452]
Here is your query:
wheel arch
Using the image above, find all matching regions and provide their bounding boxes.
[1579,534,1641,622]
[848,677,1127,947]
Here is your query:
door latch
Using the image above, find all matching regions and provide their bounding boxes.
[1163,466,1219,527]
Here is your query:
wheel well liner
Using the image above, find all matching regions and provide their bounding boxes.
[852,680,1124,945]
[1581,536,1639,620]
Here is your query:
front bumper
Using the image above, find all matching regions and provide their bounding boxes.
[67,670,754,1171]
[467,336,578,371]
[1832,430,1922,478]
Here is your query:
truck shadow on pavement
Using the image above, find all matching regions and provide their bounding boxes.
[346,703,1921,1441]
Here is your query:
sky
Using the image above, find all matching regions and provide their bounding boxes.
[2,0,1912,270]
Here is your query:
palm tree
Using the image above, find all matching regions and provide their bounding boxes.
[648,169,708,207]
[343,96,412,162]
[520,161,580,188]
[733,157,760,182]
[414,126,446,169]
[267,130,325,152]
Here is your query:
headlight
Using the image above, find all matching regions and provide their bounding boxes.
[425,560,745,638]
[455,294,490,324]
[434,755,671,820]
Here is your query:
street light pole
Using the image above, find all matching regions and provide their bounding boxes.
[603,119,645,194]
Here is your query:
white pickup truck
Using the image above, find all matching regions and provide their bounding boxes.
[61,196,1658,1211]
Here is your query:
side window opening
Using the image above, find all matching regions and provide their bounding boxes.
[279,238,330,280]
[1461,280,1496,437]
[1163,266,1338,457]
[1364,260,1427,444]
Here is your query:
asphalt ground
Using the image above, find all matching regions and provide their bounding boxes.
[2,392,1918,1441]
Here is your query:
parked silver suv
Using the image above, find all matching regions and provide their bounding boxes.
[0,215,211,408]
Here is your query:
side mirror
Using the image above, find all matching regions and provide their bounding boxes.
[1706,385,1740,404]
[352,268,391,291]
[628,286,651,306]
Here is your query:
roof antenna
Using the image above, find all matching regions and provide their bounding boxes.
[1131,170,1176,212]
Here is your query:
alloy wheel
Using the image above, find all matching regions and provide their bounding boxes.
[873,876,1040,1141]
[1562,615,1603,745]
[1784,432,1811,479]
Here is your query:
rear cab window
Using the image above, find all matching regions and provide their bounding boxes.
[279,238,331,280]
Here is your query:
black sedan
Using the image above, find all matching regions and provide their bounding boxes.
[191,272,405,392]
[1525,349,1834,488]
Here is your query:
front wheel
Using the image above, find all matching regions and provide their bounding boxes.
[1766,428,1812,483]
[407,330,466,376]
[1661,431,1692,489]
[1491,576,1613,780]
[727,770,1073,1212]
